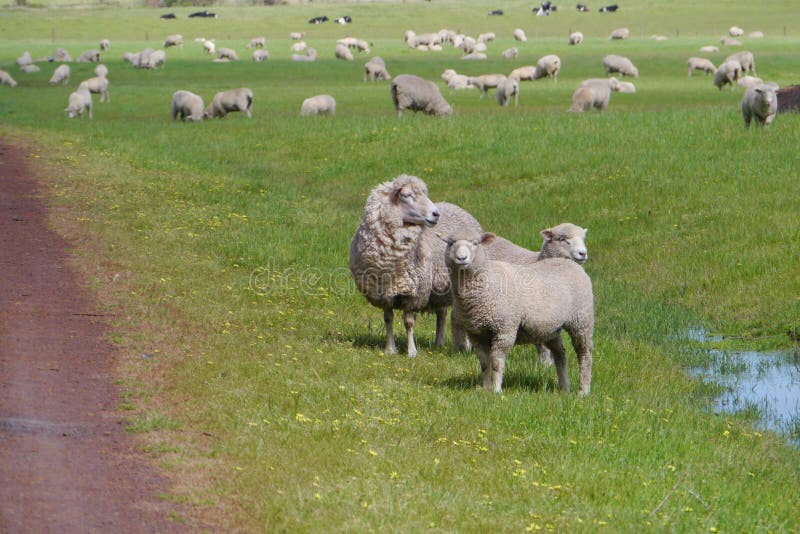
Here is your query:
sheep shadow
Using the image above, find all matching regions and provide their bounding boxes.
[438,367,560,393]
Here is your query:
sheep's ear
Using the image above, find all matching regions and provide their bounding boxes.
[436,232,451,243]
[481,232,496,244]
[541,228,555,242]
[582,227,588,237]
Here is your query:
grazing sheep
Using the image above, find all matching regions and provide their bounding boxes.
[534,54,561,81]
[99,39,110,51]
[729,26,744,37]
[65,86,92,119]
[737,76,764,90]
[502,47,518,60]
[720,37,742,46]
[54,48,72,62]
[603,54,639,77]
[749,31,764,38]
[49,64,71,85]
[609,27,630,40]
[202,39,216,55]
[203,88,253,119]
[617,81,636,93]
[246,36,266,49]
[21,64,40,73]
[77,50,100,63]
[569,31,584,45]
[496,77,519,107]
[217,47,239,61]
[461,52,488,61]
[300,94,336,116]
[0,70,18,87]
[290,32,305,40]
[477,32,496,43]
[688,57,717,77]
[365,57,391,82]
[699,45,720,53]
[16,51,33,66]
[441,69,474,90]
[291,41,307,53]
[94,64,108,78]
[713,60,742,90]
[445,229,594,395]
[146,50,166,69]
[741,84,777,128]
[163,34,183,48]
[468,74,507,97]
[651,34,668,41]
[513,28,527,42]
[335,43,355,61]
[725,50,756,75]
[339,37,370,53]
[776,85,800,114]
[79,77,110,103]
[171,90,204,122]
[292,47,317,62]
[570,77,622,112]
[252,49,270,62]
[349,175,483,357]
[391,74,453,117]
[508,65,535,82]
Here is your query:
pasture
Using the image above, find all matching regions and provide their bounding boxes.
[1,0,799,531]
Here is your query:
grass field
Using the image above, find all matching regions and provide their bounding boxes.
[1,1,799,531]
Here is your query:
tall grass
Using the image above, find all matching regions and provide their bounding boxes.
[1,1,799,531]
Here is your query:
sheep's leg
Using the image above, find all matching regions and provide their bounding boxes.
[544,336,570,393]
[489,338,513,393]
[569,332,593,397]
[536,344,554,366]
[384,307,397,355]
[474,342,492,390]
[450,307,471,352]
[403,311,417,358]
[434,308,447,347]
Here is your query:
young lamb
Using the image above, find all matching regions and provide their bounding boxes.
[609,27,630,40]
[713,60,742,90]
[54,48,72,62]
[570,77,622,112]
[252,49,270,62]
[202,39,216,55]
[513,28,527,42]
[335,43,354,61]
[146,50,166,69]
[741,84,777,128]
[445,229,594,395]
[100,39,110,51]
[217,47,239,61]
[49,64,71,85]
[485,223,589,265]
[94,64,108,78]
[496,78,519,107]
[292,47,317,62]
[65,86,93,119]
[442,69,474,90]
[171,90,204,122]
[246,36,266,49]
[502,47,518,60]
[0,69,18,88]
[477,32,496,43]
[725,50,756,76]
[77,50,100,63]
[204,88,253,119]
[163,34,183,48]
[79,77,110,103]
[729,26,744,37]
[603,54,639,77]
[365,57,391,82]
[391,74,453,117]
[469,74,507,97]
[688,57,717,77]
[16,51,33,66]
[300,94,336,116]
[349,175,483,357]
[568,31,584,45]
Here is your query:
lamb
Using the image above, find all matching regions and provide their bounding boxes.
[441,69,474,90]
[171,90,204,122]
[603,54,639,77]
[349,175,483,357]
[49,64,71,85]
[77,50,100,63]
[502,47,518,60]
[16,51,33,66]
[79,77,110,103]
[570,77,622,112]
[292,47,317,62]
[246,36,266,49]
[335,43,354,61]
[99,39,110,51]
[390,74,453,117]
[217,47,239,61]
[54,48,72,62]
[568,31,584,45]
[290,32,305,40]
[617,81,636,93]
[729,26,744,37]
[94,64,108,78]
[202,39,216,55]
[737,76,764,90]
[741,84,777,128]
[496,77,519,107]
[146,50,166,69]
[508,66,535,82]
[699,45,719,53]
[688,57,717,77]
[364,57,391,82]
[203,88,253,119]
[65,86,92,119]
[163,34,183,48]
[513,28,527,42]
[485,222,589,266]
[291,41,307,53]
[609,27,630,40]
[533,54,561,81]
[477,32,496,43]
[300,94,336,116]
[445,229,594,395]
[252,49,270,62]
[725,50,756,75]
[0,69,18,87]
[713,60,742,90]
[468,74,507,97]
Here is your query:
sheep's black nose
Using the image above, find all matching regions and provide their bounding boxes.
[431,209,440,219]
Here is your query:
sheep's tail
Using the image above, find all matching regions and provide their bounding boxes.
[390,83,399,109]
[246,94,253,111]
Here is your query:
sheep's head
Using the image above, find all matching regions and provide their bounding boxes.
[540,223,588,264]
[391,175,440,227]
[753,84,777,109]
[608,77,621,92]
[446,230,495,269]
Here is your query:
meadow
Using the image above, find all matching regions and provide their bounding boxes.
[1,0,799,531]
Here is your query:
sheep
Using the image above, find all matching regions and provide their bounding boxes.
[468,74,507,97]
[16,51,33,66]
[725,50,756,76]
[217,47,239,61]
[146,50,166,69]
[291,41,307,53]
[49,64,71,85]
[79,77,110,103]
[252,49,270,62]
[496,77,519,107]
[477,32,496,43]
[737,76,763,90]
[570,77,622,112]
[290,32,305,40]
[603,54,639,77]
[720,37,742,46]
[202,39,216,55]
[749,31,764,38]
[0,69,18,87]
[99,39,110,51]
[699,45,720,53]
[609,27,630,40]
[568,31,584,45]
[54,48,72,62]
[300,94,336,116]
[21,64,40,73]
[534,55,561,81]
[390,74,453,117]
[441,69,474,90]
[203,88,253,119]
[713,60,742,90]
[617,81,636,93]
[171,90,204,122]
[460,36,477,55]
[335,43,354,61]
[461,52,487,61]
[445,229,594,395]
[508,66,534,82]
[349,175,483,357]
[339,37,370,53]
[163,34,183,48]
[77,50,100,63]
[365,57,391,82]
[502,47,518,60]
[729,26,744,37]
[246,36,266,49]
[94,64,108,78]
[651,34,668,41]
[688,57,717,77]
[513,28,527,42]
[292,47,317,62]
[741,84,777,128]
[65,86,92,119]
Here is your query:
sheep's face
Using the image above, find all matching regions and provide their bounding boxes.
[542,225,588,264]
[446,232,494,269]
[394,180,439,227]
[754,86,777,110]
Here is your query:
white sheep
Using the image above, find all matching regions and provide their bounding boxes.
[496,77,519,107]
[171,90,204,122]
[94,64,108,78]
[477,32,496,43]
[99,39,110,51]
[468,74,507,97]
[508,66,534,82]
[720,36,742,46]
[741,84,777,128]
[603,54,639,77]
[349,175,483,357]
[568,31,584,45]
[203,88,253,119]
[713,60,742,90]
[609,27,630,40]
[617,81,636,93]
[0,69,18,87]
[16,51,33,66]
[364,57,391,82]
[79,77,110,103]
[460,36,477,55]
[246,36,266,49]
[300,94,336,116]
[65,86,92,119]
[252,49,270,62]
[534,54,561,81]
[163,34,183,48]
[291,41,307,53]
[146,50,166,69]
[290,31,305,40]
[21,64,40,73]
[217,47,239,61]
[335,43,354,61]
[202,39,216,55]
[441,69,474,90]
[49,64,71,85]
[737,75,763,90]
[292,47,317,62]
[651,34,669,41]
[688,57,717,77]
[725,50,756,76]
[513,28,527,42]
[390,74,452,117]
[502,47,518,60]
[461,52,488,61]
[749,31,764,38]
[77,50,100,63]
[570,77,622,112]
[445,229,594,395]
[729,26,744,37]
[54,48,72,62]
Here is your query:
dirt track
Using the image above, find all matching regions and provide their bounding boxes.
[0,139,193,532]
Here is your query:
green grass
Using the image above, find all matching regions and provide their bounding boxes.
[2,0,800,531]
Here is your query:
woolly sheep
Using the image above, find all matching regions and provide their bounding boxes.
[290,32,305,40]
[713,60,742,90]
[534,55,561,81]
[203,87,253,119]
[609,27,630,40]
[725,50,756,75]
[469,74,507,97]
[163,34,183,48]
[252,49,270,62]
[365,57,391,82]
[617,81,636,93]
[445,229,594,395]
[502,47,518,60]
[202,39,216,55]
[54,48,72,62]
[496,77,519,107]
[16,51,33,66]
[349,175,483,357]
[477,32,496,43]
[65,85,92,119]
[729,26,744,37]
[603,54,639,77]
[300,94,336,116]
[146,50,166,69]
[508,66,534,82]
[217,47,239,61]
[513,28,527,42]
[246,36,266,49]
[335,43,354,61]
[168,90,203,122]
[49,64,71,85]
[688,57,717,77]
[461,36,477,55]
[461,52,487,61]
[569,31,584,45]
[94,64,108,78]
[291,41,307,53]
[77,50,100,63]
[100,39,110,51]
[0,70,18,87]
[391,74,452,117]
[441,69,474,90]
[720,37,742,46]
[741,84,777,128]
[749,31,764,38]
[21,64,40,73]
[292,47,317,62]
[570,77,622,112]
[339,37,370,53]
[79,77,109,103]
[737,76,763,90]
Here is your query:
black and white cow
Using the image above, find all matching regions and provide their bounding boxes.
[576,3,590,12]
[188,10,216,18]
[160,12,176,19]
[488,9,504,15]
[308,15,329,24]
[599,4,619,12]
[335,15,352,24]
